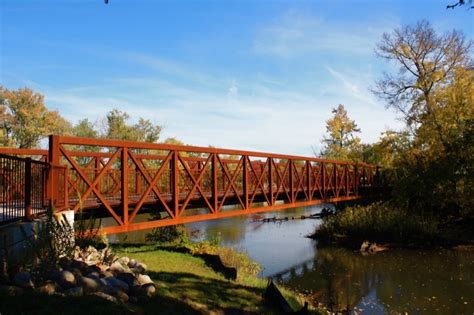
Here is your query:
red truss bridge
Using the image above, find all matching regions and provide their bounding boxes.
[0,136,381,234]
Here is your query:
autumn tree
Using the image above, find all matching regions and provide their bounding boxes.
[0,86,71,148]
[104,109,161,143]
[320,104,363,162]
[373,20,473,216]
[72,119,98,138]
[374,20,471,135]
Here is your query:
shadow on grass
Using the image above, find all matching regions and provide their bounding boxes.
[146,270,271,314]
[0,292,132,315]
[0,288,205,315]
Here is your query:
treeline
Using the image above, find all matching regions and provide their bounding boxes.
[0,87,183,148]
[319,21,473,218]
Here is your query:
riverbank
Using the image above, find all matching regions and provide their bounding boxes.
[309,202,474,250]
[0,243,319,314]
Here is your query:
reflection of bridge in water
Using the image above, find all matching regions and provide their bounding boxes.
[270,257,315,283]
[0,135,380,234]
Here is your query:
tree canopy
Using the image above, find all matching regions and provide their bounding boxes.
[372,20,473,216]
[0,86,71,148]
[0,86,165,149]
[320,104,363,162]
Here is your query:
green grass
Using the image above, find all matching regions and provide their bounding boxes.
[115,245,314,314]
[0,244,319,314]
[311,202,440,246]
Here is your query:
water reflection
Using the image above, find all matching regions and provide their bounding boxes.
[279,247,474,314]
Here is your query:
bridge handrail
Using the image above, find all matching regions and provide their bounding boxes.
[50,135,377,167]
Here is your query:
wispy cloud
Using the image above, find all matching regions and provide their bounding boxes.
[325,66,377,106]
[254,10,398,58]
[122,53,219,87]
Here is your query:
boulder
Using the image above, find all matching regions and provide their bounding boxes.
[78,276,101,294]
[66,268,83,279]
[103,284,119,296]
[45,269,62,282]
[109,262,125,274]
[127,259,137,268]
[86,271,101,280]
[135,263,147,273]
[105,277,129,293]
[0,285,24,296]
[92,291,118,303]
[136,274,153,286]
[114,290,129,303]
[37,281,58,295]
[70,260,88,272]
[65,286,83,297]
[100,270,114,278]
[116,272,138,287]
[118,256,130,266]
[360,241,370,252]
[57,270,75,289]
[99,278,108,286]
[141,283,156,297]
[13,272,34,289]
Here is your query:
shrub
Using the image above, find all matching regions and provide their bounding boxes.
[312,201,438,244]
[145,225,189,245]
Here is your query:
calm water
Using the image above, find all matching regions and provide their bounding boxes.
[186,205,474,314]
[110,205,474,314]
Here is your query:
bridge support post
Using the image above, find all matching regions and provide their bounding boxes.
[48,135,60,210]
[322,163,326,199]
[306,161,311,201]
[354,165,359,196]
[345,165,349,197]
[24,158,32,220]
[121,148,129,225]
[172,151,180,217]
[243,156,249,210]
[268,158,273,206]
[212,153,218,213]
[289,160,294,203]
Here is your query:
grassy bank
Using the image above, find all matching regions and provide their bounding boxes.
[115,244,312,314]
[0,243,319,314]
[310,202,474,248]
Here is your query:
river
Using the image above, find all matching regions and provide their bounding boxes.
[110,205,474,314]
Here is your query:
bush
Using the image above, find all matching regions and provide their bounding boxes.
[145,225,188,245]
[312,202,438,244]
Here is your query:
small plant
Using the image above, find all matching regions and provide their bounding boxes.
[74,192,107,249]
[19,204,75,273]
[145,224,188,245]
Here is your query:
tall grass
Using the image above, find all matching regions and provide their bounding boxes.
[312,202,439,244]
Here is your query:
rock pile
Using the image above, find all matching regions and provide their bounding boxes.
[360,241,388,254]
[0,245,156,304]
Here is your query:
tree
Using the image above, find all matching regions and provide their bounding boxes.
[104,109,161,143]
[320,104,363,162]
[135,118,161,143]
[374,21,473,216]
[0,86,71,148]
[446,0,473,9]
[72,119,98,138]
[374,20,471,135]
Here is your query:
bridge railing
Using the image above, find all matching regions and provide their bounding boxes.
[0,154,50,224]
[43,135,379,233]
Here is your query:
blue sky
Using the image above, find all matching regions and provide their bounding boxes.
[1,0,472,155]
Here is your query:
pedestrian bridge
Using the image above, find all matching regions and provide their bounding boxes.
[0,136,380,234]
